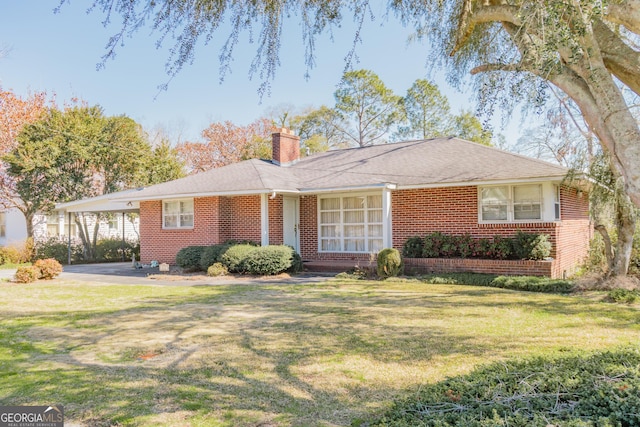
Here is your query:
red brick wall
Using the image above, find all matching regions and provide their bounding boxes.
[140,194,286,263]
[139,197,221,263]
[391,187,559,254]
[272,131,300,165]
[219,195,262,243]
[269,195,284,245]
[300,195,318,260]
[553,186,592,277]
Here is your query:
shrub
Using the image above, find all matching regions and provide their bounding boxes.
[370,347,640,427]
[95,237,140,262]
[14,266,39,283]
[175,246,207,271]
[243,245,298,275]
[608,288,640,304]
[491,276,574,293]
[419,273,497,287]
[418,273,574,293]
[207,262,229,277]
[488,235,513,260]
[220,244,258,273]
[422,232,446,258]
[402,236,424,258]
[34,258,63,279]
[513,231,551,260]
[377,248,404,279]
[0,243,31,265]
[199,244,232,271]
[33,237,83,264]
[456,234,475,259]
[288,249,304,273]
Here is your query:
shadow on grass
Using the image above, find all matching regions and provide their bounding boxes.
[0,281,638,426]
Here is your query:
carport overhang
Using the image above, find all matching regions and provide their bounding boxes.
[54,191,141,265]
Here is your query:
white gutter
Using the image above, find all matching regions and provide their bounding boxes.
[395,176,569,191]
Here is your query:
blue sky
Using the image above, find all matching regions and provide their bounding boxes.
[1,1,520,144]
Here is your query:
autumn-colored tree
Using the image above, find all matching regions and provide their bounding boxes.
[0,88,51,216]
[176,118,272,173]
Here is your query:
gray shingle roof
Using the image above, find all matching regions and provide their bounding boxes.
[115,137,569,201]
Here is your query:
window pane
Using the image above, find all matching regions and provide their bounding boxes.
[369,239,383,252]
[180,200,194,214]
[514,185,541,203]
[344,210,364,223]
[321,239,341,251]
[47,214,59,225]
[47,225,58,237]
[345,239,365,251]
[320,211,340,224]
[164,214,178,228]
[368,209,383,223]
[164,201,179,214]
[367,195,382,209]
[482,186,508,203]
[343,197,364,209]
[180,214,194,227]
[514,205,541,220]
[482,205,508,221]
[368,224,383,238]
[481,186,508,221]
[344,225,365,237]
[321,225,341,237]
[320,198,340,210]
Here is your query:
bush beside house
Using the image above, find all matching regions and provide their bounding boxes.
[403,231,552,261]
[177,243,302,276]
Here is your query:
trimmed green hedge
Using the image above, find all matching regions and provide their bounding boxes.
[244,245,300,275]
[368,347,640,426]
[403,231,552,261]
[418,273,574,293]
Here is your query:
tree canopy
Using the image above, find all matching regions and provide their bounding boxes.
[70,0,640,206]
[3,103,184,240]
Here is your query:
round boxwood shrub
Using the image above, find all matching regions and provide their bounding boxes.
[207,262,229,277]
[175,246,207,271]
[377,248,403,279]
[14,266,40,284]
[199,243,232,271]
[243,245,297,275]
[34,258,63,279]
[220,244,258,273]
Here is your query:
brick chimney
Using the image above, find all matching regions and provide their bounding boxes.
[272,128,300,166]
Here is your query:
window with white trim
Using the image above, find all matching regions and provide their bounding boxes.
[163,199,194,229]
[47,213,77,237]
[319,194,383,252]
[554,185,561,220]
[479,184,543,222]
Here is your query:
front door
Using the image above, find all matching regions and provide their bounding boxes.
[283,196,300,252]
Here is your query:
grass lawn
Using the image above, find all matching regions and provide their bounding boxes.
[0,278,638,426]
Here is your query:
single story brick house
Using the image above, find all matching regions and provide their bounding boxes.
[108,129,591,278]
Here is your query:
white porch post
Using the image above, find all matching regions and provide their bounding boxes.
[261,193,270,246]
[382,186,393,248]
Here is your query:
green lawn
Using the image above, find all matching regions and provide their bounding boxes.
[0,278,638,426]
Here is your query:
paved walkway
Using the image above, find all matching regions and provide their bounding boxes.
[3,262,335,286]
